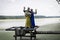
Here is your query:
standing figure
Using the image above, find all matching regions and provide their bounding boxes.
[30,9,37,28]
[23,7,31,28]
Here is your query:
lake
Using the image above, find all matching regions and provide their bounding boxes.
[0,18,60,29]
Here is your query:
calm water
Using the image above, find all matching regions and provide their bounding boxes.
[0,18,60,29]
[0,18,60,40]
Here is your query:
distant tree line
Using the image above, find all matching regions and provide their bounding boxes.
[0,16,60,19]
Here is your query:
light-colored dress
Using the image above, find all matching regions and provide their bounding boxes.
[24,11,31,28]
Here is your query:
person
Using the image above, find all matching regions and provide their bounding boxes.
[30,9,37,28]
[23,7,31,28]
[56,0,60,4]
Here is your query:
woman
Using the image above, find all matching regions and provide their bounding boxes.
[23,7,31,28]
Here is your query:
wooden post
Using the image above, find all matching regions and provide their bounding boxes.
[15,28,17,40]
[20,36,22,40]
[30,31,32,40]
[34,29,36,40]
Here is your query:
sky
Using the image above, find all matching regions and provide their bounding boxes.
[0,0,60,16]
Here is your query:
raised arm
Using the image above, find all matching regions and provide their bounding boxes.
[23,7,26,12]
[34,9,37,14]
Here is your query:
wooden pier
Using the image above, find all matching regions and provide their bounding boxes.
[6,26,60,40]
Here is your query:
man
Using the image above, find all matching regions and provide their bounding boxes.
[30,9,37,28]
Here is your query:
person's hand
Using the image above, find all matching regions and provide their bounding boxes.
[24,7,25,10]
[35,9,37,14]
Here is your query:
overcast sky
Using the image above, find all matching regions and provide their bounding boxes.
[0,0,60,16]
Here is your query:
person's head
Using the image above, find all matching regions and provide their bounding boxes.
[27,7,30,11]
[31,9,33,11]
